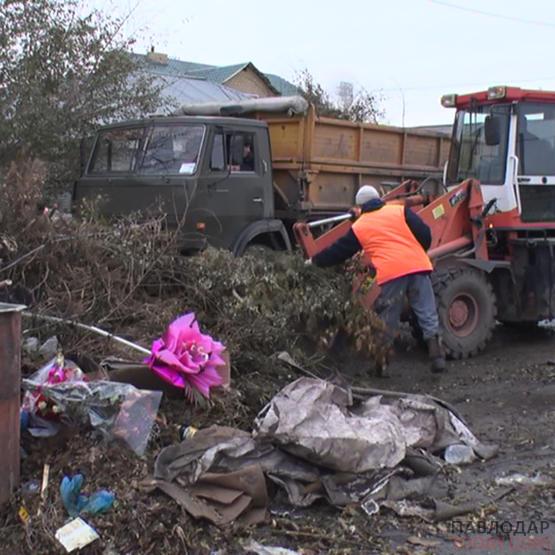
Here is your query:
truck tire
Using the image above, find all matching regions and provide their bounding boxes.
[433,267,497,359]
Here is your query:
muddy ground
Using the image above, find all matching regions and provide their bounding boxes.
[1,324,555,555]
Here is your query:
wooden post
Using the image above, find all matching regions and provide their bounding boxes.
[400,131,407,166]
[0,303,24,505]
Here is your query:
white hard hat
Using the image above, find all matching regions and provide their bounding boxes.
[355,185,380,205]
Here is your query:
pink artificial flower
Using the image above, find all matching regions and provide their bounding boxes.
[144,313,225,398]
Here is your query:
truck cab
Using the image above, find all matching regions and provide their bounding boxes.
[74,116,291,255]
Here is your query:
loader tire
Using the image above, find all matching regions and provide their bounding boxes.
[433,267,497,359]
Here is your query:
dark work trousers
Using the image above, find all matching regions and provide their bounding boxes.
[374,272,439,345]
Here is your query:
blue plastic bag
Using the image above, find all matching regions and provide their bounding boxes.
[81,490,115,515]
[60,474,115,517]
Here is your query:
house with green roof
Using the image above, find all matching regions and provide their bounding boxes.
[132,50,299,108]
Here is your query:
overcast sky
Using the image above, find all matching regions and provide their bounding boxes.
[90,0,555,127]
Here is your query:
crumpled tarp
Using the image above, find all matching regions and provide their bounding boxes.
[253,379,406,472]
[254,378,498,471]
[151,378,497,525]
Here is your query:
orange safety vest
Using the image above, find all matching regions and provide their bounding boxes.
[351,204,432,285]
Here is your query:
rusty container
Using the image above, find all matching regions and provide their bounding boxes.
[0,303,24,504]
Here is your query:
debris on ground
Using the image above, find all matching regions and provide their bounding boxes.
[494,473,553,487]
[149,378,497,528]
[242,539,301,554]
[443,444,475,465]
[59,474,114,517]
[21,354,163,455]
[54,517,99,552]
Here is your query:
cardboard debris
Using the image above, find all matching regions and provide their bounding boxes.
[145,463,267,527]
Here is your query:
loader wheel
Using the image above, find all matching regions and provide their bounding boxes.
[433,267,497,359]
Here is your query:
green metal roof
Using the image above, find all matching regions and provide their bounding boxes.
[186,63,249,83]
[132,53,297,97]
[130,53,215,77]
[266,73,300,96]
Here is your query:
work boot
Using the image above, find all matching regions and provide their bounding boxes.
[427,335,446,373]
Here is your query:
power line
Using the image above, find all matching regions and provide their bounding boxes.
[429,0,555,28]
[373,75,555,94]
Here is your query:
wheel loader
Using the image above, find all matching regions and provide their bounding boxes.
[294,86,555,359]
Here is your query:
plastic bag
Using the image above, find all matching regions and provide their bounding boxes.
[60,474,115,517]
[21,355,84,419]
[22,358,162,456]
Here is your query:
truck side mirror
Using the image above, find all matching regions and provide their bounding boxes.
[484,115,501,146]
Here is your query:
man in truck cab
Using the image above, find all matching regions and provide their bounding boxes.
[310,185,446,376]
[240,142,255,172]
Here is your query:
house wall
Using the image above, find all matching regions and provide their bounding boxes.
[225,67,275,97]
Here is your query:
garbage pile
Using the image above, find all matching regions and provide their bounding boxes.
[21,355,162,456]
[20,312,229,456]
[148,378,498,526]
[0,159,505,553]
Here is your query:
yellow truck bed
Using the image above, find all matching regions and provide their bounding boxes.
[259,106,450,213]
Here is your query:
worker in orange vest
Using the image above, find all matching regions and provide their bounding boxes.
[310,185,445,376]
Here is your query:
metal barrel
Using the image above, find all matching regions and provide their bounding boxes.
[0,303,25,505]
[307,212,352,229]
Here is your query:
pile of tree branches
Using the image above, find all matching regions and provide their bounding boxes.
[0,155,384,375]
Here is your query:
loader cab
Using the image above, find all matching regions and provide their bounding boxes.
[442,86,555,222]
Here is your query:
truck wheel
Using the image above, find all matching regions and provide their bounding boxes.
[433,267,497,359]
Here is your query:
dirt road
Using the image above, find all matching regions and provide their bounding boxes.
[347,324,555,554]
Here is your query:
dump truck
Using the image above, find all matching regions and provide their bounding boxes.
[295,86,555,359]
[73,97,449,255]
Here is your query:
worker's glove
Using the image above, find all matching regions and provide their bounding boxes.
[304,258,312,266]
[349,207,361,220]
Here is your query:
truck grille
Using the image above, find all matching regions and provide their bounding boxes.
[520,185,555,223]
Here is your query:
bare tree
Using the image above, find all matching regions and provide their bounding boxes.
[294,69,384,123]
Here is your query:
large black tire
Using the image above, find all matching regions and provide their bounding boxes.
[433,266,497,359]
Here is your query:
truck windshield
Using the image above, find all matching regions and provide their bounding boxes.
[140,125,205,175]
[89,127,146,173]
[447,105,510,185]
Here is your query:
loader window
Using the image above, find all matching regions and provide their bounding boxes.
[140,125,205,175]
[517,103,555,176]
[448,106,510,185]
[89,127,145,174]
